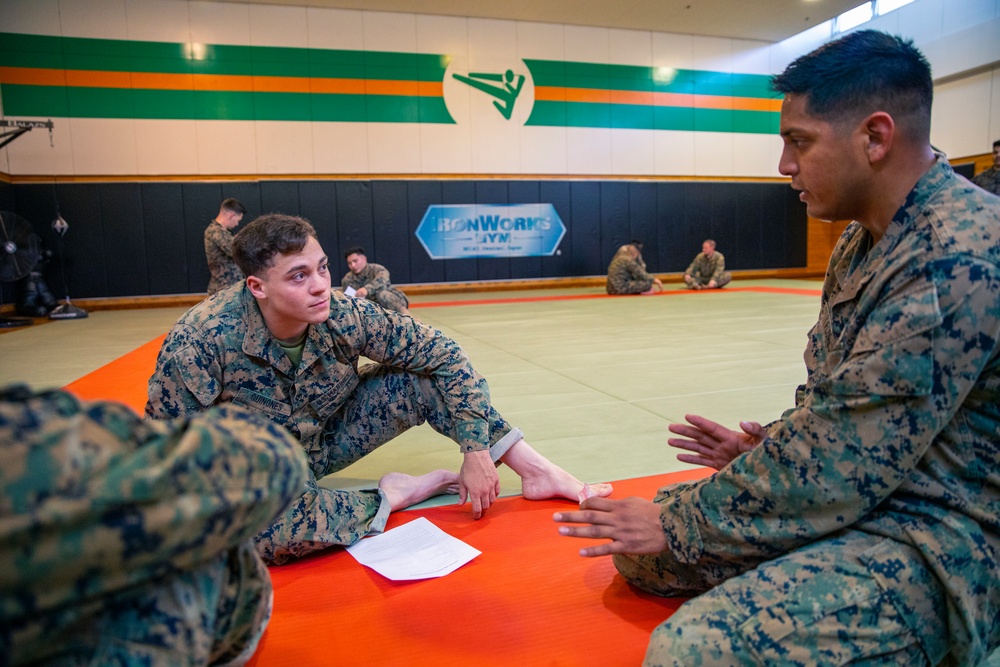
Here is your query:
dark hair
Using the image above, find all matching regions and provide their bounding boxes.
[629,239,644,251]
[233,214,317,277]
[221,198,247,215]
[344,246,366,259]
[993,139,1000,149]
[771,30,932,139]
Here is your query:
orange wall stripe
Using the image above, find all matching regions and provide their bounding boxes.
[536,85,781,112]
[1,67,445,97]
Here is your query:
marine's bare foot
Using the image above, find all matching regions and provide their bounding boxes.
[501,440,613,503]
[379,469,460,511]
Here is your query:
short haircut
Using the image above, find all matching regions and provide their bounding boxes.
[233,213,317,277]
[771,30,932,140]
[993,139,1000,149]
[344,246,366,259]
[629,239,644,251]
[703,239,716,248]
[221,198,247,215]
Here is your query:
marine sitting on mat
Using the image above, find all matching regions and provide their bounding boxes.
[146,213,611,565]
[555,30,1000,665]
[606,243,663,295]
[341,245,411,316]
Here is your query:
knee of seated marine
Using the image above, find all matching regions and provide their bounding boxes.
[643,601,740,667]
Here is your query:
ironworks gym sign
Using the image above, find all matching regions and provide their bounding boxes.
[415,204,566,259]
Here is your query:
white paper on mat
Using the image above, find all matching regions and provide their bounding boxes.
[345,517,481,581]
[344,286,357,297]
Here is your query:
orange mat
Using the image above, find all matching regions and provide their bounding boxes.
[60,324,721,665]
[249,467,712,667]
[63,334,166,414]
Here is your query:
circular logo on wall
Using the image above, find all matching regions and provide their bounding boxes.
[443,57,535,127]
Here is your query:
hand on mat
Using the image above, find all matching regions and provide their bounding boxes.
[459,449,501,519]
[667,414,765,470]
[553,497,667,557]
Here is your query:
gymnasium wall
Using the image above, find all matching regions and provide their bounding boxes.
[0,0,997,301]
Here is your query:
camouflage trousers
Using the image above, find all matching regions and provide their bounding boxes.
[1,387,308,666]
[254,363,520,564]
[367,286,409,313]
[684,271,732,288]
[614,530,939,666]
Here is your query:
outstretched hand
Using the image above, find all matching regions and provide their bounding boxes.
[553,496,666,557]
[458,449,500,519]
[667,414,765,470]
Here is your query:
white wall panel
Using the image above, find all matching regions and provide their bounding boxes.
[932,70,993,158]
[0,0,62,35]
[69,118,136,174]
[566,127,611,174]
[306,7,365,50]
[362,11,416,52]
[188,1,250,46]
[732,132,779,177]
[312,122,369,173]
[249,4,307,48]
[611,129,655,175]
[195,120,255,174]
[135,119,197,174]
[125,0,191,43]
[653,130,696,175]
[255,120,313,173]
[693,131,734,176]
[58,0,127,39]
[4,116,76,175]
[366,124,420,173]
[609,29,652,67]
[520,124,567,174]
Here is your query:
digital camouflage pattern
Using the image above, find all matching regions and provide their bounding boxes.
[606,251,656,294]
[341,262,410,313]
[615,158,1000,666]
[972,167,1000,197]
[145,284,518,564]
[0,385,307,666]
[204,221,243,295]
[683,251,731,288]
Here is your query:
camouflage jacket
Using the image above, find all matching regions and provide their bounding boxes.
[145,284,494,460]
[606,254,655,294]
[342,263,394,296]
[204,221,243,295]
[655,159,1000,663]
[684,251,726,282]
[972,166,1000,197]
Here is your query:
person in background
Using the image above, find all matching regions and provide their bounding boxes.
[683,239,731,289]
[205,198,247,296]
[606,243,662,295]
[971,139,1000,196]
[556,30,1000,665]
[341,246,411,315]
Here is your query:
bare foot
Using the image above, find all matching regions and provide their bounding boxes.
[501,440,613,503]
[379,469,460,511]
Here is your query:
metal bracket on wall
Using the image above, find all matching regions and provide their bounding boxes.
[0,119,54,149]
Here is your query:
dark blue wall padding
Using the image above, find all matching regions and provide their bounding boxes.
[6,177,807,299]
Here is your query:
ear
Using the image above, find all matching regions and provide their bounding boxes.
[246,275,267,299]
[862,111,895,164]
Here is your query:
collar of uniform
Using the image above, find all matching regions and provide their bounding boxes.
[237,286,338,374]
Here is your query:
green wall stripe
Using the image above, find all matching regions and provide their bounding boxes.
[0,84,453,123]
[524,59,778,98]
[526,100,779,133]
[0,32,449,80]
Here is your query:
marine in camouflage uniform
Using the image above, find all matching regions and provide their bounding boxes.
[146,282,524,565]
[341,262,410,313]
[972,166,1000,197]
[607,245,659,294]
[1,385,308,666]
[615,157,1000,665]
[683,243,731,289]
[205,221,244,296]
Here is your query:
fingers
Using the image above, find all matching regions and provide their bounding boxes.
[740,420,766,440]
